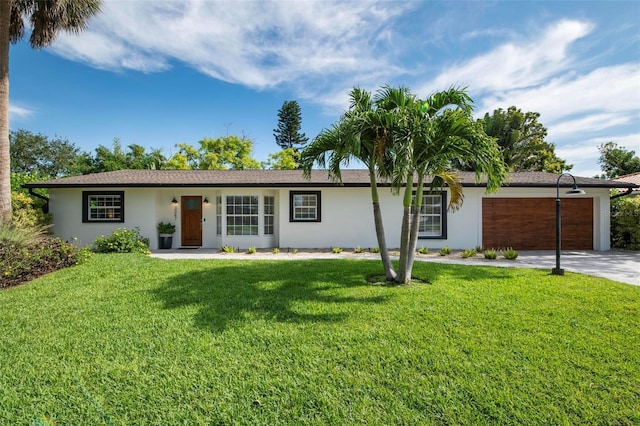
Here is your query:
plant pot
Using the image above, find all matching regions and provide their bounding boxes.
[158,234,174,249]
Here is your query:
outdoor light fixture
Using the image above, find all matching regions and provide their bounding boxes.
[552,173,586,276]
[203,197,209,204]
[171,197,178,204]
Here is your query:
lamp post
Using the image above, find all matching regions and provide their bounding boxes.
[552,173,585,275]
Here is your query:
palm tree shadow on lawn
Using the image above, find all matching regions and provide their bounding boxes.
[151,260,393,333]
[151,259,517,333]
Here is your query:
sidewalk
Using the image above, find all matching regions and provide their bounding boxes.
[150,249,640,286]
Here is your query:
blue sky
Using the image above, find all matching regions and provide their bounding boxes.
[8,0,640,177]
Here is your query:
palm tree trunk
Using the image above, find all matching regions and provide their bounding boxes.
[405,174,424,282]
[369,169,396,281]
[0,0,12,224]
[396,174,413,284]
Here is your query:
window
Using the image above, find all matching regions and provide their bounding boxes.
[82,191,124,223]
[290,191,321,222]
[226,195,259,235]
[414,191,447,239]
[264,196,274,235]
[215,195,222,236]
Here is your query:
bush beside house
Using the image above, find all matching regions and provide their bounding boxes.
[611,196,640,250]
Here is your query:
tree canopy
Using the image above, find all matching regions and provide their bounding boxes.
[598,142,640,178]
[165,136,262,170]
[10,129,82,177]
[456,106,571,173]
[273,100,309,152]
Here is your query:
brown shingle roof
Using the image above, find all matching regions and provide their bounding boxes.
[23,169,638,189]
[612,172,640,186]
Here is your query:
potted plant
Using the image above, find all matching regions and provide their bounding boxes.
[157,221,176,249]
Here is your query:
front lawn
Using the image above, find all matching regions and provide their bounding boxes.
[1,254,638,424]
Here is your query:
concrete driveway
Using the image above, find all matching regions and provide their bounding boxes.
[151,249,640,286]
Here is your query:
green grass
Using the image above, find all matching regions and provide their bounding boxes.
[1,254,639,425]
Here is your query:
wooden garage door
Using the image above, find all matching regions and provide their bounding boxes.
[482,198,593,250]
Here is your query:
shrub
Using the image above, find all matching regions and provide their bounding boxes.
[93,228,150,254]
[502,247,519,260]
[247,246,257,254]
[332,247,343,254]
[157,222,176,234]
[220,245,236,253]
[371,247,380,254]
[611,196,640,250]
[1,224,91,289]
[461,249,477,258]
[354,246,364,253]
[475,245,484,253]
[273,248,280,254]
[439,246,452,256]
[484,249,498,259]
[11,191,52,229]
[417,246,429,255]
[293,248,298,254]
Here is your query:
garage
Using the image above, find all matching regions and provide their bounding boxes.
[482,198,593,250]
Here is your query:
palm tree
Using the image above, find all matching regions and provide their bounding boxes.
[300,87,399,280]
[388,88,507,284]
[0,0,102,224]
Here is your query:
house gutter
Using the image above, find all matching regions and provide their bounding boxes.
[610,187,635,200]
[28,188,50,214]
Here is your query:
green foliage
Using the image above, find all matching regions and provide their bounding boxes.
[475,245,484,252]
[247,246,257,254]
[157,222,176,234]
[93,228,150,254]
[88,139,167,173]
[263,148,300,170]
[332,247,343,254]
[611,196,640,250]
[502,247,519,260]
[371,247,380,254]
[273,100,309,151]
[353,246,364,253]
[273,248,280,254]
[1,224,91,288]
[484,249,498,259]
[439,246,452,256]
[9,129,83,177]
[598,142,640,178]
[11,192,51,228]
[461,249,477,258]
[164,136,262,170]
[417,246,429,254]
[465,106,572,173]
[293,248,298,254]
[1,257,638,423]
[220,245,236,253]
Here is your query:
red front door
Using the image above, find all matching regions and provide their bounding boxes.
[181,196,202,246]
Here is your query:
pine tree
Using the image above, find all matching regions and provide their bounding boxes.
[273,100,309,151]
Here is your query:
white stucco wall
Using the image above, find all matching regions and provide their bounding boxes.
[48,185,612,251]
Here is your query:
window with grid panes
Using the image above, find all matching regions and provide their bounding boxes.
[264,196,274,235]
[226,195,259,235]
[82,191,124,223]
[289,191,321,222]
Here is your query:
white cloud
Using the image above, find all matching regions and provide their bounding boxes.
[418,19,594,96]
[50,0,414,90]
[9,104,34,120]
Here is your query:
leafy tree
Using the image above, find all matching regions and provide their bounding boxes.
[81,139,167,173]
[457,106,571,173]
[263,148,300,170]
[598,142,640,178]
[164,136,262,170]
[10,129,82,177]
[1,0,102,223]
[301,86,506,284]
[273,100,309,152]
